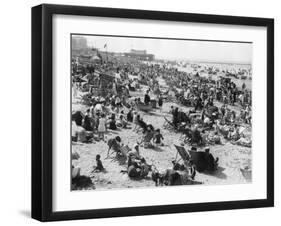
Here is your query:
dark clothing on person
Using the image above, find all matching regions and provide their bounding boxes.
[154,133,163,144]
[158,97,163,107]
[190,164,196,180]
[95,159,104,171]
[108,138,118,150]
[172,108,179,127]
[205,153,216,171]
[83,115,92,131]
[73,111,83,126]
[192,129,202,144]
[127,110,133,122]
[109,120,117,130]
[144,94,150,105]
[128,165,141,178]
[138,118,147,131]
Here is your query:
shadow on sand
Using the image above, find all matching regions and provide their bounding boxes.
[151,146,165,152]
[201,166,227,180]
[240,168,252,182]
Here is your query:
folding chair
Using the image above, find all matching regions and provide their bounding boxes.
[163,116,176,131]
[174,145,191,165]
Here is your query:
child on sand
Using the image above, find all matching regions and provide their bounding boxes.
[153,129,164,146]
[93,154,104,172]
[98,114,106,141]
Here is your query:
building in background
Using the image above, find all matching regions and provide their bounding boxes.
[124,49,155,61]
[72,36,88,50]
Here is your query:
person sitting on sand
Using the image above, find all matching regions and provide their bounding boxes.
[228,124,240,141]
[172,107,179,128]
[153,129,164,146]
[116,115,128,128]
[191,125,202,145]
[204,147,219,171]
[212,131,221,144]
[72,111,83,126]
[127,108,134,122]
[108,113,117,130]
[83,109,93,131]
[201,130,209,145]
[74,124,92,143]
[127,156,142,178]
[128,143,141,159]
[134,115,148,133]
[93,154,104,172]
[127,152,150,179]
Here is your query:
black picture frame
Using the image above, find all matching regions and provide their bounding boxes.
[32,4,274,222]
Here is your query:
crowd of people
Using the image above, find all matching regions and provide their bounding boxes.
[71,56,252,189]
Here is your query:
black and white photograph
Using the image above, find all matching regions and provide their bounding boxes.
[71,34,253,191]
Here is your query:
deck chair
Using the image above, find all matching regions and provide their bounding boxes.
[174,145,217,172]
[174,145,191,163]
[119,145,131,159]
[163,116,176,131]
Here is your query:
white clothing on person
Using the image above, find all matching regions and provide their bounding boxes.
[94,103,103,113]
[98,118,106,132]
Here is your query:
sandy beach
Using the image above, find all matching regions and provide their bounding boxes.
[72,81,252,190]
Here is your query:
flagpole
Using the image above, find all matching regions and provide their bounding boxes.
[106,44,108,62]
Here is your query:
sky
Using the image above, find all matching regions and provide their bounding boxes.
[75,35,252,64]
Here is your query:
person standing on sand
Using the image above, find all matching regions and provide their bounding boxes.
[98,113,106,141]
[158,95,163,112]
[144,90,151,105]
[83,109,92,131]
[132,112,139,131]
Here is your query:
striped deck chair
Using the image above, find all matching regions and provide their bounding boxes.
[174,145,190,163]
